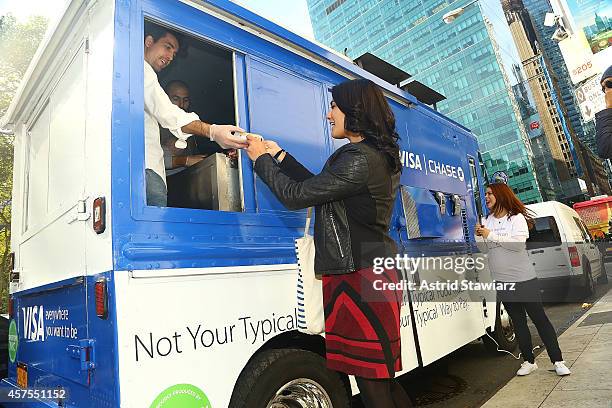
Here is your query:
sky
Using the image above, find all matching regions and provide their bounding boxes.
[231,0,314,39]
[0,0,314,39]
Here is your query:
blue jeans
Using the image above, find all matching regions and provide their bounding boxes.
[146,169,167,207]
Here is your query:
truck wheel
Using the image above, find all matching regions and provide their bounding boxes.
[229,348,350,408]
[583,262,595,297]
[483,302,517,353]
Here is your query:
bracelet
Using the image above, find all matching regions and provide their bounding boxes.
[273,149,285,160]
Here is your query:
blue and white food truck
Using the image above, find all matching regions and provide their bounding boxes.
[1,0,515,406]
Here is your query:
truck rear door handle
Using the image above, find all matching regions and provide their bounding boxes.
[555,248,562,251]
[531,250,544,254]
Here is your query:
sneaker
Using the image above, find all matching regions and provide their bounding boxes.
[554,361,571,376]
[517,361,538,376]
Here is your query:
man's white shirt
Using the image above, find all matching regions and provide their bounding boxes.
[144,61,199,184]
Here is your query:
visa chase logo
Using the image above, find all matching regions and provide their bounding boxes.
[22,305,45,342]
[401,150,465,182]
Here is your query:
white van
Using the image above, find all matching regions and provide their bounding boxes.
[526,201,603,298]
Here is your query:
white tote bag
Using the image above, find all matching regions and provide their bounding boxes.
[295,208,325,335]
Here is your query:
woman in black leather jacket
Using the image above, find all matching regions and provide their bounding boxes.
[246,79,411,408]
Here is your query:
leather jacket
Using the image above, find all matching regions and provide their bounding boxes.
[254,142,400,275]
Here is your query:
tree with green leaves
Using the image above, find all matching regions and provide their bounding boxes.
[0,14,48,313]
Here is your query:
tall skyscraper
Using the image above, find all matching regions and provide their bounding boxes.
[307,0,543,203]
[503,2,577,184]
[522,0,595,152]
[511,66,562,200]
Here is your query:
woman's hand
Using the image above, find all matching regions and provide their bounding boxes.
[245,134,268,161]
[264,140,287,161]
[475,224,490,239]
[264,140,282,156]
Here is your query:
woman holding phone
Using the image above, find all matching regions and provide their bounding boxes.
[245,79,412,407]
[475,182,571,377]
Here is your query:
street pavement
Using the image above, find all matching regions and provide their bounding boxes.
[352,270,612,407]
[481,284,612,408]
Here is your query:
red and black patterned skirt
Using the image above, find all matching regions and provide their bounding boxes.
[323,267,402,379]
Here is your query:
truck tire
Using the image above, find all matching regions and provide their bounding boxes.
[229,348,350,408]
[483,302,517,353]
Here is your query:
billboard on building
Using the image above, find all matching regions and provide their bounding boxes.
[565,0,612,55]
[556,0,612,83]
[526,114,543,139]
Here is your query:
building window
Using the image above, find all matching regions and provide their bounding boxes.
[325,0,346,15]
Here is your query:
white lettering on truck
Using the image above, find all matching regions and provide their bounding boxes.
[22,305,45,342]
[401,150,465,182]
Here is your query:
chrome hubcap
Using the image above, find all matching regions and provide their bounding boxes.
[266,378,333,408]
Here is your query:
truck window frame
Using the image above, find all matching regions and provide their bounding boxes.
[526,216,562,249]
[121,3,306,229]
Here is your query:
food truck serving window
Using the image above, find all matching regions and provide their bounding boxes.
[142,19,242,213]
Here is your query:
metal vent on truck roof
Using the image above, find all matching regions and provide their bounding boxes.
[353,52,446,108]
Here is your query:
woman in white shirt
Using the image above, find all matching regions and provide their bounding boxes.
[475,182,571,377]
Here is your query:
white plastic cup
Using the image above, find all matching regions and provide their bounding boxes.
[235,131,263,142]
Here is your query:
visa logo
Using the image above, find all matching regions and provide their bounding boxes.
[22,305,45,342]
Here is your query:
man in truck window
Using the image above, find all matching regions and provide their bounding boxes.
[161,80,207,176]
[143,24,247,206]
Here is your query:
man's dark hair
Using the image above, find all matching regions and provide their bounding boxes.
[164,80,190,94]
[144,20,186,55]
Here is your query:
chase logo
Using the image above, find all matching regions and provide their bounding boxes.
[22,305,45,342]
[400,150,465,182]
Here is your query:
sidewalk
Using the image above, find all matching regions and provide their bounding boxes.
[481,288,612,408]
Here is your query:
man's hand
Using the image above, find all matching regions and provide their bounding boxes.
[185,155,207,166]
[245,134,268,161]
[209,124,249,149]
[225,149,238,159]
[172,154,207,168]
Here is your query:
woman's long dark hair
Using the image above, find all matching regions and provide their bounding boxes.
[331,79,401,173]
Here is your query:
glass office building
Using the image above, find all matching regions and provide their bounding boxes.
[307,0,543,203]
[522,0,594,152]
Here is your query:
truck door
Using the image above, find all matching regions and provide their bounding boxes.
[14,40,92,388]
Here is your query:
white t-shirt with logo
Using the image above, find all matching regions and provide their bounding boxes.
[480,213,536,283]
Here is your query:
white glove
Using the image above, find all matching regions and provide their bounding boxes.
[209,124,248,149]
